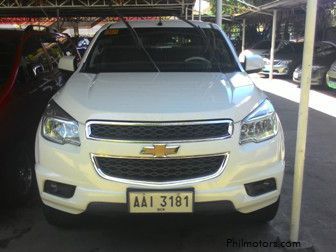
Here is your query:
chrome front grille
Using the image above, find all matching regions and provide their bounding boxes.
[92,154,228,184]
[86,120,233,142]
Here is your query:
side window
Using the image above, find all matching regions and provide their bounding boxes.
[42,42,64,69]
[58,37,77,56]
[253,41,270,49]
[323,44,336,56]
[315,43,336,57]
[23,37,51,79]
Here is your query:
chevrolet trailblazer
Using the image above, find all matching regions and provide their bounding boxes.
[35,20,285,226]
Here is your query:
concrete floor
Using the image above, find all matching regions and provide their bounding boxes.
[1,77,335,252]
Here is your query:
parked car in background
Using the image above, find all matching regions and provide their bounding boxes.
[35,20,284,227]
[239,40,286,59]
[326,60,336,89]
[0,26,78,205]
[261,42,304,76]
[57,33,81,59]
[73,37,91,56]
[293,41,336,87]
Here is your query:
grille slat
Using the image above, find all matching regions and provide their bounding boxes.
[87,121,232,141]
[329,76,336,82]
[94,155,226,182]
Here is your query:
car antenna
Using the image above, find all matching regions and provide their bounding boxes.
[109,9,160,73]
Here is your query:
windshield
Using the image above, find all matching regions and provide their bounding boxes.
[82,27,238,73]
[277,42,303,54]
[0,35,19,89]
[252,41,271,49]
[252,40,283,50]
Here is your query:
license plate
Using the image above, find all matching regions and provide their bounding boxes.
[128,190,193,213]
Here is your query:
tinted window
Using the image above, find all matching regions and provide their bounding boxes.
[56,34,78,57]
[252,40,283,50]
[277,44,294,54]
[315,42,336,57]
[82,28,238,73]
[42,42,63,69]
[252,41,271,49]
[23,37,51,79]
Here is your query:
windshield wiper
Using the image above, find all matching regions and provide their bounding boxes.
[111,11,160,73]
[179,17,223,73]
[178,16,210,54]
[209,23,224,73]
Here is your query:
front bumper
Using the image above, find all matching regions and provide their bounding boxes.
[293,76,324,86]
[293,69,327,86]
[261,64,290,76]
[35,122,285,215]
[326,71,336,89]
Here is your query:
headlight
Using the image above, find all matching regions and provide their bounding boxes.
[42,100,80,146]
[240,99,278,144]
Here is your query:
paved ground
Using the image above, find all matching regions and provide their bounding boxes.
[1,77,336,252]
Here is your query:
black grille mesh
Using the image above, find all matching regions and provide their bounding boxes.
[329,76,336,82]
[95,155,226,182]
[88,122,231,141]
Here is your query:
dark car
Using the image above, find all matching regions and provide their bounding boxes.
[293,41,336,87]
[76,37,91,56]
[0,27,78,205]
[261,42,304,76]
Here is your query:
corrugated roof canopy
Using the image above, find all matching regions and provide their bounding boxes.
[236,0,333,20]
[258,0,307,10]
[0,0,195,17]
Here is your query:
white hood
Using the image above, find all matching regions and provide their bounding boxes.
[54,72,266,123]
[240,49,270,58]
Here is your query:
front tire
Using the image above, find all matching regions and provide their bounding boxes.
[42,204,81,228]
[2,142,36,206]
[244,198,280,223]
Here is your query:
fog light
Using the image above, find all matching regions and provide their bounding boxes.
[244,178,276,197]
[44,180,76,198]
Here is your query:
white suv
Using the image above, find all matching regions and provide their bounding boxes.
[35,20,285,226]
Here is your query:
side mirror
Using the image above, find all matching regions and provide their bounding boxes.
[239,52,265,74]
[58,56,76,72]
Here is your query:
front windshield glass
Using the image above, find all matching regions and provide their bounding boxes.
[252,41,271,49]
[277,43,303,54]
[82,27,238,73]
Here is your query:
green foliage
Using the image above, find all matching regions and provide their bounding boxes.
[208,0,274,16]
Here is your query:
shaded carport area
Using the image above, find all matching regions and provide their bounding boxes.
[0,0,336,251]
[234,0,335,244]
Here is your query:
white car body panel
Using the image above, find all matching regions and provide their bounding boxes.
[239,49,269,59]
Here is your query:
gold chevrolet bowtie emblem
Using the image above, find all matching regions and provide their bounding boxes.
[141,144,180,158]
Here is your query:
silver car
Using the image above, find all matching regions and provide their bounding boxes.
[293,41,336,87]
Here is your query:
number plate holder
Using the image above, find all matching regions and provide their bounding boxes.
[127,188,194,213]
